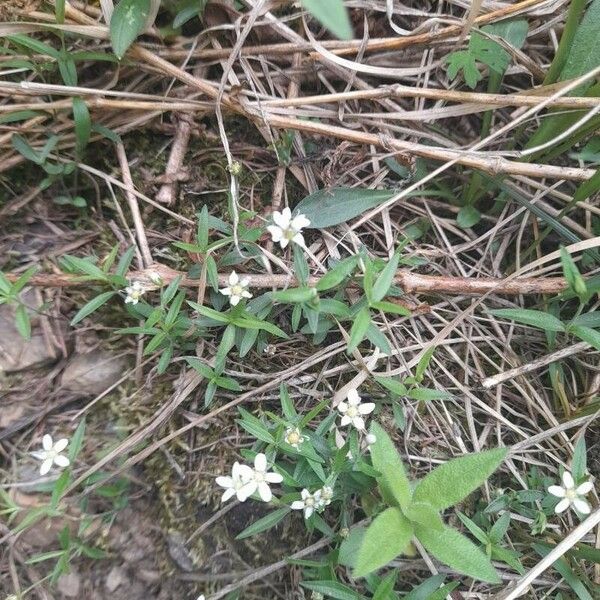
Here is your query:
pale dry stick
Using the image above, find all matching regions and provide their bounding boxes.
[115,143,152,268]
[481,342,590,389]
[494,508,600,600]
[209,536,333,600]
[4,263,570,295]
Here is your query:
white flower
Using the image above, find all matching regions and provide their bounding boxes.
[247,453,283,502]
[548,470,594,515]
[124,281,145,305]
[317,485,334,508]
[196,595,206,600]
[284,427,307,449]
[32,434,70,476]
[267,207,310,249]
[216,461,255,502]
[291,488,322,519]
[337,389,375,430]
[219,271,252,306]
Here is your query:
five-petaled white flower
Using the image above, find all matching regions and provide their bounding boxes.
[284,427,306,449]
[317,485,334,508]
[219,271,252,306]
[291,488,321,519]
[32,434,70,476]
[124,281,146,305]
[216,461,255,503]
[548,470,594,515]
[247,453,283,502]
[267,208,310,249]
[337,389,375,430]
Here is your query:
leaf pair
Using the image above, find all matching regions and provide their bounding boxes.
[353,423,507,583]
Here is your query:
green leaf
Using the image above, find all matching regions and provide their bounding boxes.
[300,0,353,40]
[183,356,214,379]
[300,581,361,600]
[415,523,500,583]
[489,308,565,332]
[50,470,71,509]
[14,304,31,340]
[235,507,290,539]
[72,97,91,156]
[372,253,400,302]
[406,387,452,401]
[347,307,371,353]
[68,418,86,463]
[374,376,408,397]
[338,527,365,567]
[412,448,507,511]
[368,300,411,316]
[71,291,116,325]
[55,0,66,23]
[403,575,448,600]
[315,255,358,291]
[404,502,443,531]
[237,408,274,444]
[294,188,393,229]
[354,507,413,578]
[188,301,231,323]
[483,18,528,49]
[7,34,60,59]
[571,311,600,328]
[12,134,41,164]
[110,0,151,59]
[457,205,481,228]
[570,325,600,350]
[369,422,412,510]
[271,287,317,304]
[372,570,398,600]
[445,49,481,89]
[572,436,587,482]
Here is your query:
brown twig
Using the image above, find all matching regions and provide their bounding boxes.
[5,262,568,296]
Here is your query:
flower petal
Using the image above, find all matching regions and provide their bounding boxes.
[562,471,575,489]
[304,506,313,519]
[347,389,360,405]
[220,287,232,296]
[340,415,352,427]
[236,464,254,481]
[292,232,305,247]
[291,501,305,510]
[573,498,591,514]
[576,481,594,495]
[337,402,348,413]
[548,485,566,498]
[279,237,290,249]
[216,476,233,489]
[358,402,375,415]
[291,214,310,230]
[230,295,241,306]
[40,458,53,476]
[42,434,53,451]
[273,210,290,229]
[555,498,570,513]
[236,481,257,502]
[267,225,283,242]
[265,472,283,484]
[240,277,250,287]
[254,453,267,472]
[257,482,272,502]
[301,488,310,500]
[352,416,365,430]
[53,455,70,468]
[229,271,239,285]
[54,438,69,453]
[221,488,236,502]
[242,290,253,299]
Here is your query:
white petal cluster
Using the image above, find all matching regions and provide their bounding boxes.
[337,389,375,431]
[219,271,252,306]
[216,453,283,503]
[267,208,310,249]
[291,485,334,519]
[32,434,70,475]
[548,470,594,515]
[284,426,307,449]
[124,281,146,305]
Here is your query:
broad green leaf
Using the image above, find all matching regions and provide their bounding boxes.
[271,287,317,304]
[12,134,41,164]
[457,205,481,228]
[300,581,361,600]
[110,0,151,59]
[365,323,392,355]
[405,502,443,531]
[14,304,31,340]
[354,507,413,577]
[7,34,60,59]
[347,307,371,353]
[403,575,446,600]
[300,0,353,40]
[489,308,565,332]
[415,523,500,583]
[372,570,398,600]
[237,408,274,444]
[188,301,230,323]
[71,291,116,324]
[294,188,393,229]
[572,436,587,482]
[369,422,411,510]
[413,448,507,511]
[316,255,358,291]
[571,311,600,328]
[372,253,400,302]
[374,376,408,397]
[183,356,214,378]
[338,527,365,567]
[483,18,528,49]
[570,325,600,350]
[407,387,452,401]
[68,418,86,463]
[369,300,411,316]
[72,97,91,155]
[233,315,288,338]
[236,507,290,539]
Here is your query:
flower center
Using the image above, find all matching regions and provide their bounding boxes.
[231,284,244,296]
[234,479,245,490]
[346,406,358,418]
[566,488,577,500]
[287,431,301,445]
[254,471,265,482]
[284,228,296,240]
[305,497,315,507]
